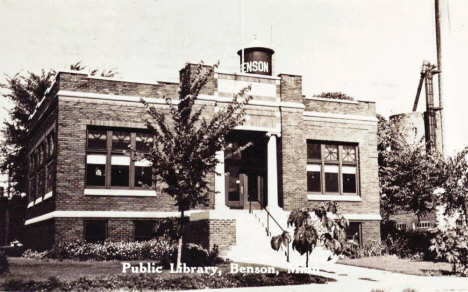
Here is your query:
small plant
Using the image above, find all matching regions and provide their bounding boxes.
[430,226,468,275]
[272,201,350,267]
[0,249,9,275]
[313,92,354,101]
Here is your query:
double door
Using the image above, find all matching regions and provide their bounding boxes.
[225,166,264,209]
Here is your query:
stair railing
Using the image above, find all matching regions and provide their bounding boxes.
[249,198,290,262]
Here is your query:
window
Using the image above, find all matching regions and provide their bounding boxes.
[85,127,154,189]
[37,170,45,198]
[84,221,107,243]
[134,221,157,241]
[307,142,358,195]
[346,222,362,245]
[396,223,407,230]
[416,221,431,229]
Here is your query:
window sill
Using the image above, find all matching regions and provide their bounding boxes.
[84,188,157,197]
[307,194,361,202]
[44,191,53,200]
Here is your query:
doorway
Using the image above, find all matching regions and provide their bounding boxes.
[224,131,267,210]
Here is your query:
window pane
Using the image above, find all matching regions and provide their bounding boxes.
[227,167,240,201]
[30,178,36,201]
[306,164,321,192]
[346,222,361,243]
[38,170,45,197]
[343,146,357,162]
[135,166,152,187]
[343,166,357,193]
[136,133,153,152]
[324,165,339,193]
[88,129,107,150]
[86,155,106,186]
[111,156,130,187]
[86,164,106,186]
[46,164,54,193]
[134,221,157,241]
[324,145,338,161]
[307,143,321,160]
[112,131,131,151]
[85,221,107,243]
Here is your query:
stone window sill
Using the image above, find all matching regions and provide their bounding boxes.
[84,188,157,197]
[307,194,362,202]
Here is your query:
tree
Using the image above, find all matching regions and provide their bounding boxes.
[0,64,118,195]
[137,62,252,267]
[437,147,468,224]
[377,115,446,222]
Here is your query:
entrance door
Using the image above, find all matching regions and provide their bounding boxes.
[225,168,264,209]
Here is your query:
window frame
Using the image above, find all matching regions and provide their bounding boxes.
[307,141,359,196]
[85,127,154,190]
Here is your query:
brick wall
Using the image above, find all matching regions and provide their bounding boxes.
[361,221,380,245]
[25,219,55,251]
[108,219,134,241]
[186,219,236,252]
[279,74,303,103]
[305,99,376,117]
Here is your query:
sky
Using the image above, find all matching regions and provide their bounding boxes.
[0,0,467,156]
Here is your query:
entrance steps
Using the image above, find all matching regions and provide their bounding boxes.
[223,209,336,268]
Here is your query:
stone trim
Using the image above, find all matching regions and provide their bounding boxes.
[303,111,378,123]
[25,210,205,225]
[306,96,358,104]
[307,194,362,202]
[83,188,157,197]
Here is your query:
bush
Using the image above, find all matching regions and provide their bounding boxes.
[0,249,9,275]
[0,271,331,291]
[430,227,468,275]
[383,229,437,261]
[22,238,177,262]
[343,240,386,259]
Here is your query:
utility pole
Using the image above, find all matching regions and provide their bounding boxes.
[434,0,445,155]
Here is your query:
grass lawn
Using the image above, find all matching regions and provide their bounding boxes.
[1,257,332,291]
[2,257,288,281]
[338,255,454,276]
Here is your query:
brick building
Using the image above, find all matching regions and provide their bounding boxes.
[25,42,381,254]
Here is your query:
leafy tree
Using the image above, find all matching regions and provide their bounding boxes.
[0,64,118,195]
[313,92,354,101]
[437,147,468,224]
[137,62,252,267]
[377,115,446,222]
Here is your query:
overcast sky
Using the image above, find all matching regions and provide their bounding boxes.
[0,0,467,156]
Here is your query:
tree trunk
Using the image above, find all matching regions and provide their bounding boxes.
[176,209,185,271]
[306,252,309,268]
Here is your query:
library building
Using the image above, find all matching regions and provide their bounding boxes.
[25,40,381,260]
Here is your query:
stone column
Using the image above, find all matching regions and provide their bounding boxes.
[214,150,228,210]
[267,133,281,211]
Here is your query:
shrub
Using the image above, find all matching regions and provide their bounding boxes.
[22,249,48,260]
[343,240,386,259]
[430,227,468,275]
[383,229,437,261]
[0,249,9,275]
[23,238,177,262]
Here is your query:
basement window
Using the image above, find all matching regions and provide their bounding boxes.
[346,222,362,245]
[134,221,157,241]
[84,221,107,243]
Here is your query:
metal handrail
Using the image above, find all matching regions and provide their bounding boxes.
[249,198,290,262]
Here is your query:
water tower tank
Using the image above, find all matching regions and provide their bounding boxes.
[237,39,274,76]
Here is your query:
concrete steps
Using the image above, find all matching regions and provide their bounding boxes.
[224,209,337,268]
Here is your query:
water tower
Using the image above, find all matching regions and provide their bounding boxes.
[237,39,275,76]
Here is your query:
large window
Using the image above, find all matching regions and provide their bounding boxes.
[29,129,56,203]
[307,141,359,195]
[86,127,154,189]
